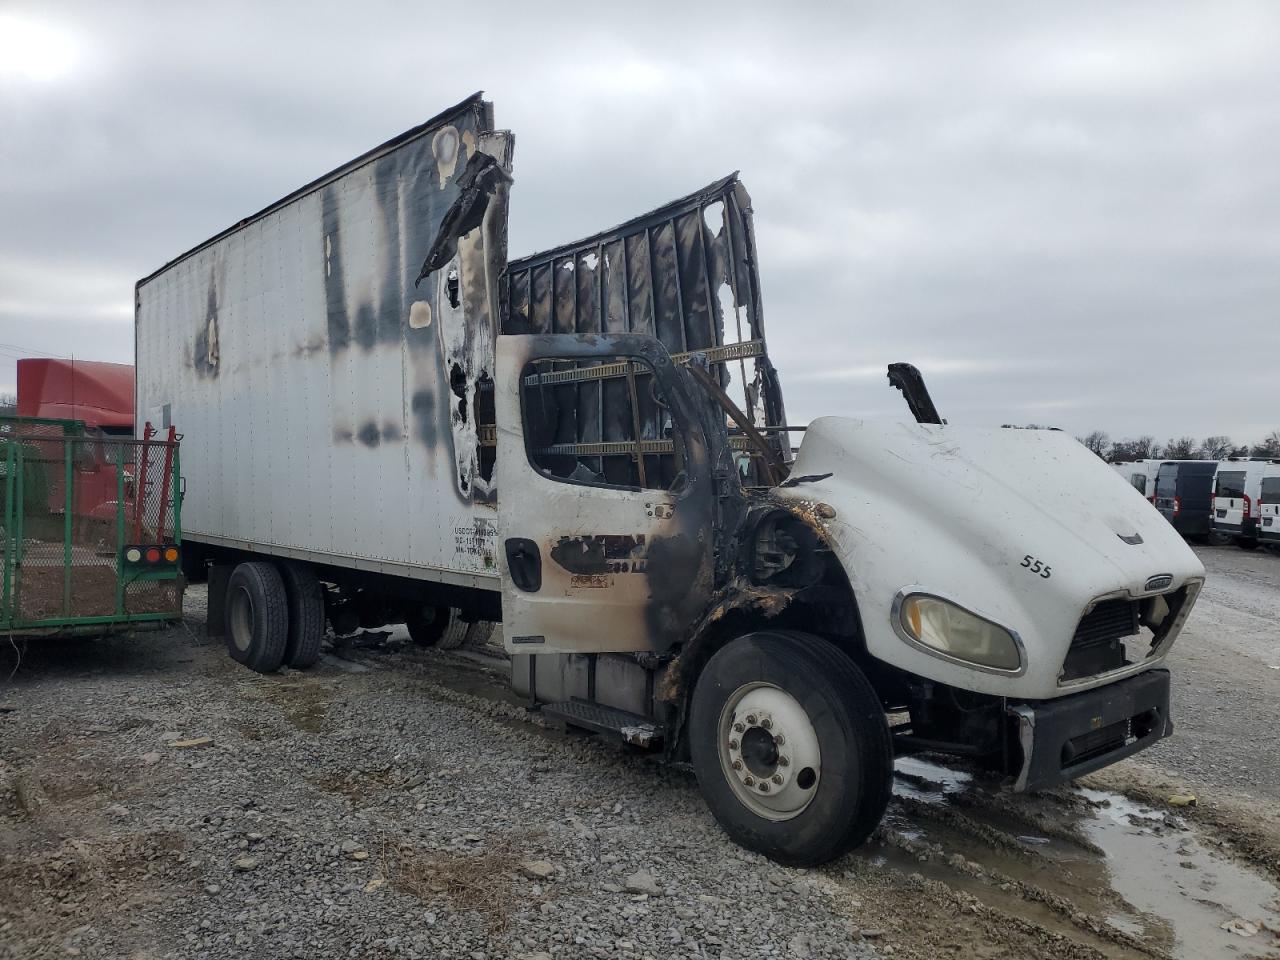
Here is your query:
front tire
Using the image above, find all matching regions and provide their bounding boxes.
[225,562,289,674]
[689,630,892,867]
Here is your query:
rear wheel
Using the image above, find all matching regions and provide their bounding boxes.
[689,630,892,867]
[225,562,289,674]
[439,617,493,651]
[1235,537,1259,551]
[406,603,451,646]
[278,561,325,668]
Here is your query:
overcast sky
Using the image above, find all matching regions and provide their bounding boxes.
[2,1,1277,443]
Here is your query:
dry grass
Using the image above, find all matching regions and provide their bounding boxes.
[380,832,542,930]
[0,829,187,925]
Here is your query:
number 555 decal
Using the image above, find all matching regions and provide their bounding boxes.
[1021,555,1052,579]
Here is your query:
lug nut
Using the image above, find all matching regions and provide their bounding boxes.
[775,735,786,746]
[761,718,772,730]
[733,722,745,733]
[744,775,755,786]
[758,782,770,792]
[728,739,739,750]
[772,773,783,784]
[745,714,757,725]
[731,759,743,771]
[778,756,789,767]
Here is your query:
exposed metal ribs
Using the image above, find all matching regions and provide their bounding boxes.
[520,339,765,387]
[498,174,789,483]
[535,437,759,457]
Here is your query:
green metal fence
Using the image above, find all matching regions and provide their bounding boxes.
[0,416,183,632]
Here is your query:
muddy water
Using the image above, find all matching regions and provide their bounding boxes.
[880,756,1280,959]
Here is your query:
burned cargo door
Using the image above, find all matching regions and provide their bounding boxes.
[494,333,719,654]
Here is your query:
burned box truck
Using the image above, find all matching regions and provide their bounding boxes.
[136,94,1205,866]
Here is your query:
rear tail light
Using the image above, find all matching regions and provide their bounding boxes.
[1243,494,1252,519]
[1173,495,1181,517]
[122,544,180,568]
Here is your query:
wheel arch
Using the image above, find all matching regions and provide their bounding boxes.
[661,540,881,761]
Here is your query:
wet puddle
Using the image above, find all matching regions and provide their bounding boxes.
[875,756,1280,959]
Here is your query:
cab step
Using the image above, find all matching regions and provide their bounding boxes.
[540,700,664,748]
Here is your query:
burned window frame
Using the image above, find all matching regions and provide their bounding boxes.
[518,353,690,494]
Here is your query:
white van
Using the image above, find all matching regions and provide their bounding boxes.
[1210,458,1269,548]
[1112,460,1162,502]
[1259,461,1280,548]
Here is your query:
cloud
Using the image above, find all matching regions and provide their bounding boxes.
[0,0,1277,445]
[791,358,1019,384]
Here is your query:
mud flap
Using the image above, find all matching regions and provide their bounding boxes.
[1010,669,1172,792]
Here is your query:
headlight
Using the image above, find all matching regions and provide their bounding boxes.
[896,593,1023,672]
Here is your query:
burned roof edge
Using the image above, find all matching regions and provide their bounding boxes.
[507,171,742,270]
[136,91,490,290]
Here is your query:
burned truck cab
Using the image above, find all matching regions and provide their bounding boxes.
[491,176,1203,867]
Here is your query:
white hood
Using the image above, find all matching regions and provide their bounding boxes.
[775,417,1204,699]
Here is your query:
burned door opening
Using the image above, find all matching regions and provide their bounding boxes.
[494,333,724,655]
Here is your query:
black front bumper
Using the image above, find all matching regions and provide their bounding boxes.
[1008,669,1171,792]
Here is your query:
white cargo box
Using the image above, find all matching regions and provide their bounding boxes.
[135,94,512,588]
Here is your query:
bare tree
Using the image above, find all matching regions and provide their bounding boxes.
[1199,435,1234,460]
[1163,436,1199,459]
[1252,430,1280,458]
[1109,435,1160,462]
[1132,436,1159,459]
[1079,430,1111,459]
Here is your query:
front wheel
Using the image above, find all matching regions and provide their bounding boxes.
[689,630,893,867]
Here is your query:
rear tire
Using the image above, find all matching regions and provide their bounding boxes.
[225,562,289,674]
[1235,537,1259,551]
[278,561,325,668]
[689,630,893,867]
[438,617,493,651]
[406,604,451,646]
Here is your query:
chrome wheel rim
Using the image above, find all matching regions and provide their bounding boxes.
[228,586,255,653]
[717,682,821,821]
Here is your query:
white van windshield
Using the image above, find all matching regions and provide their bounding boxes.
[1216,471,1246,498]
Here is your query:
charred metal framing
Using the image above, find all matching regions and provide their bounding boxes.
[499,175,788,484]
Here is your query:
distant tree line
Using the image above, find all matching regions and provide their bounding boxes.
[1074,429,1280,463]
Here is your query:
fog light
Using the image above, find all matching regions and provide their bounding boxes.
[897,593,1022,672]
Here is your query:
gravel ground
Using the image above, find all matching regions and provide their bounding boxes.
[0,594,883,960]
[1144,543,1280,799]
[2,548,1279,960]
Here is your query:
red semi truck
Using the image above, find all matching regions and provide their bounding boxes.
[16,358,138,528]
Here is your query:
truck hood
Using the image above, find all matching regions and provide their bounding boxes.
[774,417,1205,699]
